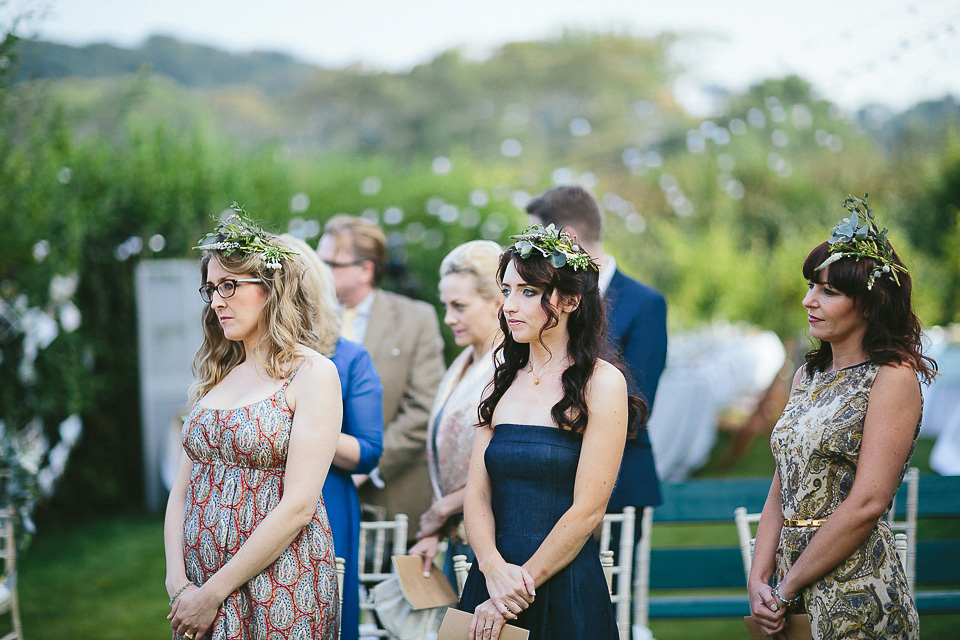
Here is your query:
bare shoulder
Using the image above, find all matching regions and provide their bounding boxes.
[874,361,921,391]
[291,348,338,385]
[587,359,627,396]
[791,365,806,392]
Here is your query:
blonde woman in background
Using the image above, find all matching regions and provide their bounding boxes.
[279,234,384,640]
[409,240,503,584]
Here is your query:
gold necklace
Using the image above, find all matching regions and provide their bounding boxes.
[527,358,567,385]
[527,362,543,385]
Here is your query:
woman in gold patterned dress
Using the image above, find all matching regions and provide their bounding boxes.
[163,208,343,640]
[747,195,937,640]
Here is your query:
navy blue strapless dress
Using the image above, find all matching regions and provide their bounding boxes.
[457,424,618,640]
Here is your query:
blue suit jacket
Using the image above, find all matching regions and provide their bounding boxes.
[605,269,667,511]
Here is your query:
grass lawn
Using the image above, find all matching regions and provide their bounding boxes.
[19,513,170,639]
[13,436,958,639]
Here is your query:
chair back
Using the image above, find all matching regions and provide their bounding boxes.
[452,554,472,597]
[734,506,762,584]
[886,467,918,595]
[335,557,345,640]
[600,550,615,595]
[0,508,23,640]
[357,512,408,638]
[632,507,654,630]
[599,506,636,640]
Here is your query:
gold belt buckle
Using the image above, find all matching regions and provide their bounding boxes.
[783,517,827,528]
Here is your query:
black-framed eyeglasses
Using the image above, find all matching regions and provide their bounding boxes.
[198,278,263,304]
[323,259,366,269]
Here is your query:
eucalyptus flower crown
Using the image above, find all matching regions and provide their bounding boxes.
[193,203,299,270]
[510,223,597,272]
[815,194,906,290]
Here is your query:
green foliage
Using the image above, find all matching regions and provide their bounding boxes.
[18,32,690,161]
[894,129,960,324]
[13,35,316,94]
[1,27,958,523]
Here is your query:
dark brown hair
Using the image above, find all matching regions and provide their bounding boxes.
[478,249,646,435]
[802,241,936,383]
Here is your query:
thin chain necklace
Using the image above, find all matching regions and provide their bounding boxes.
[527,358,568,385]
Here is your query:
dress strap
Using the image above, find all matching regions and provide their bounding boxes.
[281,362,304,389]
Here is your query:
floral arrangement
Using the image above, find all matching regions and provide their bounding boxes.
[0,415,81,548]
[193,202,298,269]
[510,223,597,272]
[816,193,907,290]
[1,275,85,550]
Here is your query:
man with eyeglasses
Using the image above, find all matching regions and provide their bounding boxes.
[317,215,444,540]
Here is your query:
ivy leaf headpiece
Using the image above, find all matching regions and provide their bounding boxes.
[509,223,597,272]
[816,193,906,290]
[193,203,298,270]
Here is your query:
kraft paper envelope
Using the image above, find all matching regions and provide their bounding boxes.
[391,555,459,610]
[744,614,813,640]
[437,607,530,640]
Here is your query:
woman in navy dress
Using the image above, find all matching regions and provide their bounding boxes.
[457,225,646,640]
[280,235,384,640]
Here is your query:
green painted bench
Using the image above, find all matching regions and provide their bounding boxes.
[645,475,960,619]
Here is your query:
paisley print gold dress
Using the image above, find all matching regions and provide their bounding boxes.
[771,361,919,639]
[179,369,339,639]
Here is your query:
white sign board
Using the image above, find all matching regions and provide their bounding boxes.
[135,259,204,510]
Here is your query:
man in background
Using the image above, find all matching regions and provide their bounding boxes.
[317,215,445,539]
[527,185,668,629]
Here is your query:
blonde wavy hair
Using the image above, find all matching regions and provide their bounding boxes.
[278,234,340,357]
[189,239,323,402]
[440,239,503,301]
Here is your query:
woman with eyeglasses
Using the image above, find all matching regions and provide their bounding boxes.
[163,207,343,640]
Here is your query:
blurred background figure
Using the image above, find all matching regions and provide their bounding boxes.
[164,210,342,639]
[280,234,384,640]
[409,240,503,584]
[317,215,445,542]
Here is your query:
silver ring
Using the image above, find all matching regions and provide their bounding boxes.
[484,625,493,630]
[770,603,779,612]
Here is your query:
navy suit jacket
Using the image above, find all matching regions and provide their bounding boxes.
[605,269,667,511]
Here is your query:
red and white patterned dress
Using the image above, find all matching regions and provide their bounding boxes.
[180,370,339,639]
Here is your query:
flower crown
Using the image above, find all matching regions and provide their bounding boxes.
[510,223,597,272]
[193,203,298,270]
[816,193,906,290]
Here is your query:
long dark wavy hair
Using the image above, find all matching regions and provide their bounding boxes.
[477,248,647,435]
[802,241,937,384]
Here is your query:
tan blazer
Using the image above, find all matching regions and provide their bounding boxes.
[358,289,445,536]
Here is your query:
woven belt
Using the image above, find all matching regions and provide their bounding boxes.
[783,517,827,528]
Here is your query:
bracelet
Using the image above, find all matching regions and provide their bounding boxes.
[772,583,800,606]
[169,581,195,606]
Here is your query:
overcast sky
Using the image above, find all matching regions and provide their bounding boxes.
[3,0,959,113]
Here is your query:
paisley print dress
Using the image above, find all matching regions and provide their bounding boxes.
[771,362,919,640]
[180,370,339,639]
